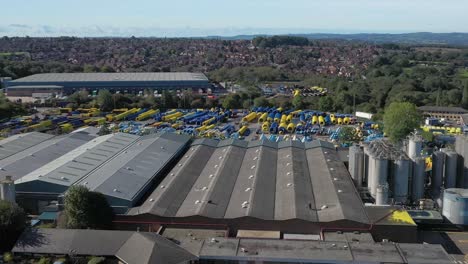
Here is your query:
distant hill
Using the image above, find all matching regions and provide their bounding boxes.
[207,32,468,46]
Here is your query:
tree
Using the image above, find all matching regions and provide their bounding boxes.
[63,186,113,230]
[253,97,270,107]
[338,126,360,145]
[0,92,27,120]
[318,96,334,112]
[98,124,111,136]
[97,89,113,111]
[68,90,90,107]
[292,96,305,110]
[221,94,241,109]
[0,200,26,252]
[383,102,421,143]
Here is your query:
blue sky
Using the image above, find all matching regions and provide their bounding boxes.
[1,0,467,36]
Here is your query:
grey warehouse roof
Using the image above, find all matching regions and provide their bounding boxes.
[0,132,54,160]
[0,131,97,181]
[9,72,208,83]
[15,132,191,210]
[12,228,196,264]
[130,138,369,224]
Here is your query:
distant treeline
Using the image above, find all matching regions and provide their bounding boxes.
[252,36,310,48]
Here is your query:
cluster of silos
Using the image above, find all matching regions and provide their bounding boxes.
[359,140,414,205]
[0,176,15,203]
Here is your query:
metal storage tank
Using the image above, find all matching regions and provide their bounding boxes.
[393,159,410,203]
[372,158,388,197]
[0,176,15,203]
[408,135,423,160]
[412,157,426,202]
[367,155,376,195]
[442,188,468,225]
[432,151,445,199]
[348,145,364,187]
[444,150,458,189]
[376,183,389,205]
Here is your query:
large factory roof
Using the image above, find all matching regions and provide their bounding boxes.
[0,130,98,181]
[9,72,208,83]
[130,138,369,224]
[15,132,191,209]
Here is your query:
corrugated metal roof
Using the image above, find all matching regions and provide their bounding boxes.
[16,132,191,207]
[1,132,97,181]
[132,139,369,224]
[9,72,208,83]
[0,132,54,160]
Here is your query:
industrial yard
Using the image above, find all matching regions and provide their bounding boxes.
[2,86,468,264]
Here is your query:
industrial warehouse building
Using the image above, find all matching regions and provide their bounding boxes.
[4,72,211,96]
[121,138,373,235]
[13,132,191,213]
